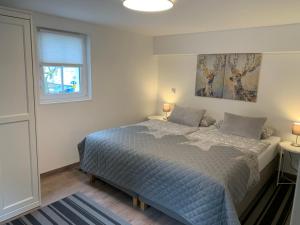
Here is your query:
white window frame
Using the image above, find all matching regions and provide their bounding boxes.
[37,28,92,104]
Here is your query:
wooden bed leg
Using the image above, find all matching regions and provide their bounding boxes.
[132,197,138,207]
[139,200,148,211]
[89,174,96,184]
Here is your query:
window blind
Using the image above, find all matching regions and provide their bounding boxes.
[38,29,84,65]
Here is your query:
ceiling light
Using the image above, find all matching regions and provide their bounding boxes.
[123,0,173,12]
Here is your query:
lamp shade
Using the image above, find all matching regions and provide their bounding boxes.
[163,103,171,112]
[123,0,173,12]
[292,122,300,135]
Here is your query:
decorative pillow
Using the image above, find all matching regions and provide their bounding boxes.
[200,115,216,127]
[261,126,275,139]
[214,120,223,129]
[169,105,206,127]
[219,113,267,140]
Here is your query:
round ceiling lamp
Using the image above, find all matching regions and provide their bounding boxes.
[123,0,174,12]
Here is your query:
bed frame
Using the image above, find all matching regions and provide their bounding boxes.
[237,155,278,219]
[89,155,279,221]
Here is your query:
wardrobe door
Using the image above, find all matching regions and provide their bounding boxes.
[0,14,40,222]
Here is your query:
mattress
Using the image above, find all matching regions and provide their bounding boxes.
[127,122,280,173]
[258,136,281,172]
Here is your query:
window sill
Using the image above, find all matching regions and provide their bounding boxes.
[39,96,92,105]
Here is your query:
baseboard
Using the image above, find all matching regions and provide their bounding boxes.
[40,162,80,178]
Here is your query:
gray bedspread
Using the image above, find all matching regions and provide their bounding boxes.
[78,125,259,225]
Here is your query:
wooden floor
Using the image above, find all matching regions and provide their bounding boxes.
[41,167,183,225]
[41,167,293,225]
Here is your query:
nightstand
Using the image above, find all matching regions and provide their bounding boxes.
[147,115,166,121]
[277,141,300,185]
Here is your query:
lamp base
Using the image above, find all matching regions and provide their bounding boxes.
[291,143,300,147]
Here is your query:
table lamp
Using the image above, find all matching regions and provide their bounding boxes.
[163,103,171,120]
[292,122,300,147]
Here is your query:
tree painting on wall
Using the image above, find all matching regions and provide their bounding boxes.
[195,53,262,102]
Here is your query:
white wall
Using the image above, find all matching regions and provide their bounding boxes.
[154,24,300,141]
[154,23,300,55]
[32,13,158,173]
[156,53,300,140]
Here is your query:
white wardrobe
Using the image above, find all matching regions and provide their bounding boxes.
[0,7,40,222]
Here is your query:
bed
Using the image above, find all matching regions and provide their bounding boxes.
[78,120,280,225]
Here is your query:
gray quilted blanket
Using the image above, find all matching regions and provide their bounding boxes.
[78,125,259,225]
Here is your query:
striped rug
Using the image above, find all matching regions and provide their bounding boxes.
[241,177,295,225]
[6,193,131,225]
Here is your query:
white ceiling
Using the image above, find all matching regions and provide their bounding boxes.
[2,0,300,36]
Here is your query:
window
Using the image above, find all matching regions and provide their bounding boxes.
[38,28,91,104]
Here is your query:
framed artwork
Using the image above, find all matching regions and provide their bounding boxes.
[195,53,262,102]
